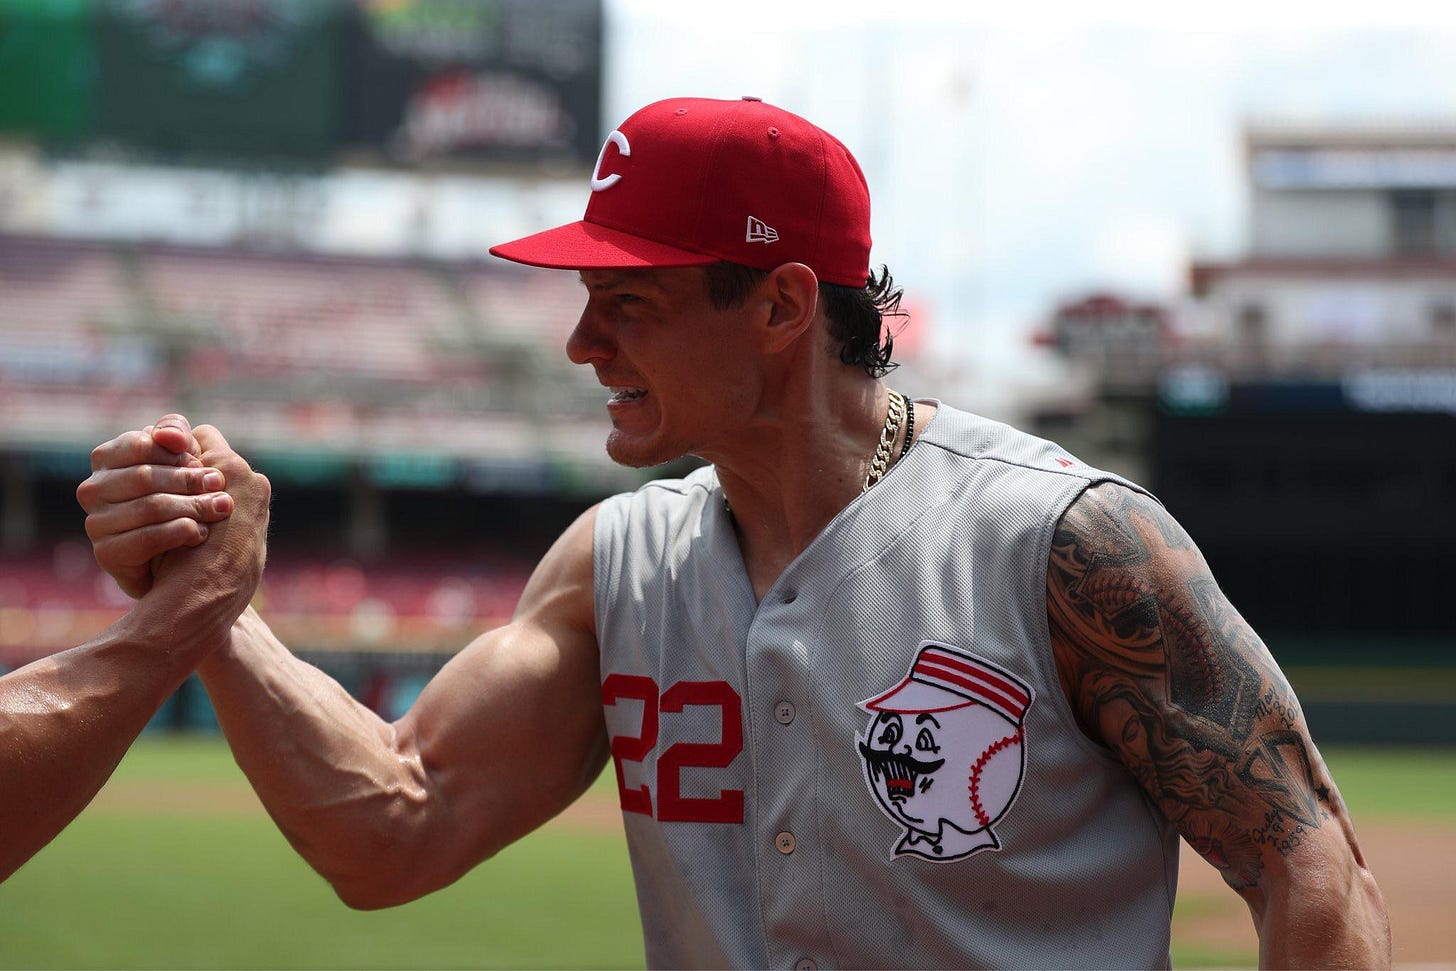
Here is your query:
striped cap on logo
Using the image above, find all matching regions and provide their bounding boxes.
[861,642,1034,725]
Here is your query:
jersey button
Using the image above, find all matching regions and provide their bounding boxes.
[775,831,796,854]
[775,701,796,725]
[794,960,818,971]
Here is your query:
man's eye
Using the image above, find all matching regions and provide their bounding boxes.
[915,728,940,753]
[617,293,642,304]
[877,720,901,746]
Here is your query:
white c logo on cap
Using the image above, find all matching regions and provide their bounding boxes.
[591,130,631,191]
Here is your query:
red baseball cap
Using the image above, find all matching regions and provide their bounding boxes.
[489,96,872,287]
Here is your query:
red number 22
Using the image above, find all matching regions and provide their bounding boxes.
[600,675,745,824]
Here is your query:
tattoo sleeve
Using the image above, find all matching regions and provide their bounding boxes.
[1047,484,1340,893]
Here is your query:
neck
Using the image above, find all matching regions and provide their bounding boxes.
[709,375,927,600]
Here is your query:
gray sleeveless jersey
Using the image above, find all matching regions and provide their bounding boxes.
[594,403,1180,970]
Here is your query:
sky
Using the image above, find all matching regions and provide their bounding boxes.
[604,0,1456,358]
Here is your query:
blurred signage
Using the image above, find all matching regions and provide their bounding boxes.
[1344,369,1456,415]
[93,0,344,160]
[0,0,94,136]
[0,0,603,165]
[1253,148,1456,190]
[348,0,602,164]
[1159,366,1229,415]
[1162,373,1456,415]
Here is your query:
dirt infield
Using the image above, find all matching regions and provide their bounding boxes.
[93,779,1452,967]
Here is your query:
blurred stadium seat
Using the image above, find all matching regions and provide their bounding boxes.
[0,229,664,715]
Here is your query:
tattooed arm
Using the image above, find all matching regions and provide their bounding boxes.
[1047,483,1389,969]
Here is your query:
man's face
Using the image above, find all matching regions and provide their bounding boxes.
[858,711,948,831]
[858,704,1016,837]
[568,267,761,469]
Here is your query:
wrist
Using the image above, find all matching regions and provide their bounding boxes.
[106,598,228,685]
[197,607,262,680]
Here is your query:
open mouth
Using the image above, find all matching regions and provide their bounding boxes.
[608,387,647,403]
[859,742,944,802]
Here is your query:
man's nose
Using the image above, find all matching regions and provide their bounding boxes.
[566,304,615,366]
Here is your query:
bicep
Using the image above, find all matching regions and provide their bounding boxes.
[393,507,608,868]
[1046,484,1345,901]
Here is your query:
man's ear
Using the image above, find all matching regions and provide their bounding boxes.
[758,262,820,353]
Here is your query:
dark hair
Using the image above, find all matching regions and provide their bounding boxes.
[703,262,905,378]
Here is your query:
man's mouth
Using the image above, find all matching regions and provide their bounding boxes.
[608,387,647,403]
[859,742,945,801]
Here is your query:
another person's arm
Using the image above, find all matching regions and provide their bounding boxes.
[1,426,268,882]
[1047,483,1390,968]
[81,416,609,908]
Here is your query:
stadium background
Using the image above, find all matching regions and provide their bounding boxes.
[0,1,1452,967]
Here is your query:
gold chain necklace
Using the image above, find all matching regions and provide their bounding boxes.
[863,389,906,492]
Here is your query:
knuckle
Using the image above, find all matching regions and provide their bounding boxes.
[138,491,173,519]
[92,535,133,568]
[165,518,199,544]
[215,454,248,481]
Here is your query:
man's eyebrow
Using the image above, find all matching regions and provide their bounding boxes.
[915,713,942,727]
[578,270,661,291]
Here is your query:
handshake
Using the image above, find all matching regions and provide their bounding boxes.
[77,413,270,614]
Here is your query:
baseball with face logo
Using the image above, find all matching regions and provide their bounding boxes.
[857,641,1034,862]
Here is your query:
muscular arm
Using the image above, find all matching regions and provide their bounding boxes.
[1046,483,1389,969]
[196,507,609,909]
[1,426,268,882]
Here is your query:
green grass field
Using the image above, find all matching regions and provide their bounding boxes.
[0,737,644,970]
[0,739,1449,969]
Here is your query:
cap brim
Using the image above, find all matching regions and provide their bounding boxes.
[860,675,975,715]
[489,219,718,272]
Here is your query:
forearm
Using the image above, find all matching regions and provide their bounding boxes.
[197,606,432,906]
[1253,830,1391,969]
[0,603,222,881]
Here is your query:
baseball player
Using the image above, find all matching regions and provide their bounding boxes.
[78,97,1388,967]
[2,425,268,883]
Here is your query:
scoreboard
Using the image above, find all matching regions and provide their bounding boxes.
[0,0,603,165]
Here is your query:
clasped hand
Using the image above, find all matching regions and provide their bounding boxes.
[77,415,269,634]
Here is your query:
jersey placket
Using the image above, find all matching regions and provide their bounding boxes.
[745,570,837,971]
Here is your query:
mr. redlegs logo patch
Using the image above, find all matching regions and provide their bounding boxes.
[857,641,1034,862]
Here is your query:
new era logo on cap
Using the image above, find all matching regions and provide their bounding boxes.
[488,96,872,286]
[745,216,778,244]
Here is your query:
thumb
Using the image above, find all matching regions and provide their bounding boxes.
[149,414,202,461]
